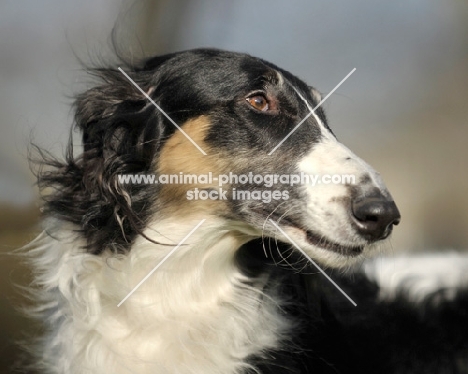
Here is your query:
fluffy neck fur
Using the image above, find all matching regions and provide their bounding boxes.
[30,216,290,374]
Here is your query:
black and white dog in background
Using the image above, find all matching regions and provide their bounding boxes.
[27,49,468,373]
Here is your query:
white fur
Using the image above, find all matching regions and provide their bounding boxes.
[28,216,291,374]
[363,253,468,303]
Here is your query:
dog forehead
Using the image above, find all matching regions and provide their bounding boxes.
[191,51,282,85]
[151,50,313,102]
[199,55,279,90]
[146,49,309,91]
[172,52,273,93]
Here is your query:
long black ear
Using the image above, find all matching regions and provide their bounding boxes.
[38,68,164,254]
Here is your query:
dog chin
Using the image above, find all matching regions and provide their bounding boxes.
[306,244,371,269]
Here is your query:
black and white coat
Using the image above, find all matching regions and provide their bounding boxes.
[27,49,468,374]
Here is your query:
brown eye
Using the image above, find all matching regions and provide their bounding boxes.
[247,95,269,112]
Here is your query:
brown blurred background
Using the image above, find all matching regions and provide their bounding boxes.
[1,0,467,371]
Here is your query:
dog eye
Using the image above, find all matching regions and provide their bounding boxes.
[246,95,269,112]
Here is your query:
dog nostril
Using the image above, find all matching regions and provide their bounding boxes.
[352,196,401,241]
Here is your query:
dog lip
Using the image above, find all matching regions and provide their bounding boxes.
[305,230,364,257]
[271,217,364,257]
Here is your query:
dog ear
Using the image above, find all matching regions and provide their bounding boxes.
[39,69,166,254]
[75,70,163,167]
[74,70,166,253]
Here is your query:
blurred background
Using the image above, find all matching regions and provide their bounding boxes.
[1,0,467,370]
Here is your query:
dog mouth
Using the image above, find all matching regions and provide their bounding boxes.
[272,217,365,257]
[305,230,364,257]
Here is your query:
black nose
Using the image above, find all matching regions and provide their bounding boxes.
[351,195,401,241]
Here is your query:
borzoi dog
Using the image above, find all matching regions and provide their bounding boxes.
[27,49,468,374]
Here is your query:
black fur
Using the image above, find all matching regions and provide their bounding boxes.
[237,241,468,373]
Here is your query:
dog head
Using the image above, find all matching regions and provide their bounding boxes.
[43,48,400,268]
